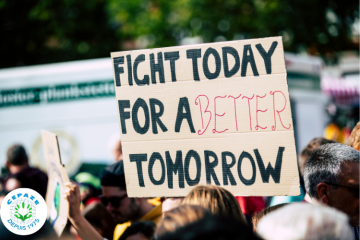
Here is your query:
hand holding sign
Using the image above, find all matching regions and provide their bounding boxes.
[111,37,300,197]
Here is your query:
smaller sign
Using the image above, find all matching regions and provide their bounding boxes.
[0,188,47,235]
[41,130,70,236]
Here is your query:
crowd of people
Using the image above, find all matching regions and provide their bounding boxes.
[0,122,359,240]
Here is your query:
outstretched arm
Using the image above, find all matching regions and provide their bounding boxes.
[64,182,105,240]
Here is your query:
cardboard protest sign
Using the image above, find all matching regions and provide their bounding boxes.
[41,130,69,236]
[111,37,300,197]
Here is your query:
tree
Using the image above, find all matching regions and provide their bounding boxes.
[0,0,358,68]
[0,0,119,68]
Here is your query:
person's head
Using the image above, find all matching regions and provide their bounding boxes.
[157,205,212,237]
[299,137,336,176]
[252,203,287,231]
[349,122,360,151]
[82,203,117,240]
[304,143,360,226]
[162,198,184,217]
[257,203,353,240]
[114,140,123,161]
[6,144,28,168]
[158,213,260,240]
[182,185,246,224]
[119,221,156,240]
[100,161,148,224]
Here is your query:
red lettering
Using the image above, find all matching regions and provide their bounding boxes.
[242,94,254,130]
[270,90,291,130]
[195,95,212,135]
[212,95,228,133]
[255,94,267,130]
[228,94,242,131]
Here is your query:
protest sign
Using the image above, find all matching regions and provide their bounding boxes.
[41,130,69,236]
[111,36,300,197]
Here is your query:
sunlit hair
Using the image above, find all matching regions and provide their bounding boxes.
[252,203,287,231]
[349,122,360,151]
[182,185,246,223]
[257,203,353,240]
[156,204,211,237]
[304,143,360,198]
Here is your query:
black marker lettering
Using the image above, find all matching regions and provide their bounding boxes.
[118,100,131,134]
[166,151,184,189]
[222,47,240,78]
[130,154,147,187]
[164,51,180,82]
[133,54,150,85]
[203,48,221,80]
[150,52,165,84]
[175,97,196,133]
[186,49,201,81]
[255,41,278,74]
[204,150,220,185]
[254,147,284,183]
[241,45,259,77]
[149,98,167,134]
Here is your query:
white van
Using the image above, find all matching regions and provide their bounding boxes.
[0,53,328,177]
[0,58,119,176]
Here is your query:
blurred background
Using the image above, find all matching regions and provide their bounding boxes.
[0,0,359,178]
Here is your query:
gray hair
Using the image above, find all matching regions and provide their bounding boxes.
[304,143,360,198]
[257,203,353,240]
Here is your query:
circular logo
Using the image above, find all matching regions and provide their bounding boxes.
[0,188,47,235]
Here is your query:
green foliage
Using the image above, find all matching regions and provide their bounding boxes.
[0,0,118,68]
[0,0,358,68]
[14,201,32,222]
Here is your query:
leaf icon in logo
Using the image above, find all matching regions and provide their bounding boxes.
[14,201,32,222]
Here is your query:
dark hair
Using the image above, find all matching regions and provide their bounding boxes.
[119,221,156,240]
[252,203,287,230]
[304,143,360,198]
[6,144,28,166]
[299,138,336,176]
[158,214,261,240]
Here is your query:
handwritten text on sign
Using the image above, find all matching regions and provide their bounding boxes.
[111,37,300,197]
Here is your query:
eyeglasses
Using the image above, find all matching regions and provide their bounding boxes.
[324,182,359,198]
[99,194,128,208]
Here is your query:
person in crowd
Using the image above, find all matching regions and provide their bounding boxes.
[270,137,336,206]
[257,203,353,240]
[161,198,184,216]
[75,172,101,207]
[349,122,360,151]
[119,221,156,240]
[252,203,287,231]
[158,212,261,240]
[157,205,212,237]
[114,140,123,162]
[182,185,246,224]
[304,143,359,239]
[299,137,337,175]
[3,144,48,198]
[65,160,162,240]
[81,203,117,240]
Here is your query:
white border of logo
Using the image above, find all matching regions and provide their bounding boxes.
[1,188,47,235]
